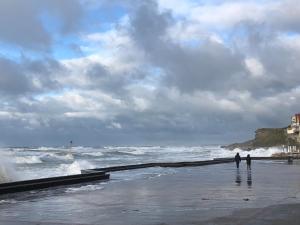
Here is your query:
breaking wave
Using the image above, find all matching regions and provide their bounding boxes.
[0,155,18,183]
[16,156,42,164]
[58,160,95,176]
[116,149,146,155]
[81,152,104,157]
[0,145,286,182]
[40,153,74,162]
[228,147,283,157]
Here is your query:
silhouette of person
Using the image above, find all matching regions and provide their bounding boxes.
[235,153,241,168]
[246,154,251,170]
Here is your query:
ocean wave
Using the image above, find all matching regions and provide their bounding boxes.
[81,152,104,157]
[71,146,96,151]
[58,160,96,175]
[5,145,286,181]
[230,146,283,157]
[0,155,18,183]
[117,149,146,155]
[35,146,62,151]
[40,153,74,162]
[15,156,43,164]
[251,147,284,156]
[211,146,284,159]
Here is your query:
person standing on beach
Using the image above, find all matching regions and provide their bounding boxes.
[235,153,241,168]
[246,154,251,170]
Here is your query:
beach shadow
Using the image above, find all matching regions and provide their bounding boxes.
[235,169,241,186]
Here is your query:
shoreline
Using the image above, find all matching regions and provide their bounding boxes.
[1,160,300,224]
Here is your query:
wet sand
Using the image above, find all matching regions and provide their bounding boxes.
[204,203,300,225]
[1,160,300,224]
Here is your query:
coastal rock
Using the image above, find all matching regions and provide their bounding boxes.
[222,127,297,150]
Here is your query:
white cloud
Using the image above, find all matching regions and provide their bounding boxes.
[107,122,122,129]
[190,2,268,29]
[133,97,149,111]
[245,57,265,77]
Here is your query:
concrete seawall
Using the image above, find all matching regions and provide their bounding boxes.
[0,171,110,195]
[81,156,289,173]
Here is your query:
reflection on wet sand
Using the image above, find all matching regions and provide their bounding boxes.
[235,169,252,187]
[235,169,241,186]
[247,170,252,188]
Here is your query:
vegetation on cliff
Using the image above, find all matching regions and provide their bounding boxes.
[222,127,299,150]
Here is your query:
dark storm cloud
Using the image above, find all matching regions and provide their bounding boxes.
[0,0,50,50]
[161,42,245,92]
[44,0,84,34]
[86,63,127,95]
[23,57,65,91]
[0,57,33,95]
[0,56,66,97]
[85,62,147,96]
[230,20,300,98]
[0,0,83,51]
[24,57,63,75]
[269,0,300,33]
[129,1,245,93]
[130,1,172,50]
[128,0,300,99]
[257,45,300,91]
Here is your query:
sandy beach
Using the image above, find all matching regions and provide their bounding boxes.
[1,160,300,224]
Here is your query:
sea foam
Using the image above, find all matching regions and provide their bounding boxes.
[0,155,18,183]
[16,156,42,164]
[58,160,95,175]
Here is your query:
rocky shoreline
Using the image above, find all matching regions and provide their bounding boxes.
[222,127,298,150]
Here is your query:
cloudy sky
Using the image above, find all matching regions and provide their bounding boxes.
[0,0,299,146]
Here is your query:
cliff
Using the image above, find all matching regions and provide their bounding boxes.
[222,127,299,150]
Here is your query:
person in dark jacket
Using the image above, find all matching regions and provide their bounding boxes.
[246,154,251,170]
[235,153,242,168]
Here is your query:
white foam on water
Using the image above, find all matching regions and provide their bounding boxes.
[15,156,42,164]
[0,199,17,204]
[36,146,65,151]
[112,167,178,182]
[65,184,105,193]
[81,152,104,157]
[58,160,96,175]
[72,146,96,151]
[40,153,74,162]
[118,149,146,155]
[229,146,283,157]
[2,145,286,181]
[0,155,19,183]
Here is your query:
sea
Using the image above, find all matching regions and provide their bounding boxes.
[0,145,283,185]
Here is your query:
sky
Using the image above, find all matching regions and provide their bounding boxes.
[0,0,299,146]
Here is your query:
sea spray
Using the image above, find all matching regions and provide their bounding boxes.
[59,160,96,175]
[0,154,18,183]
[0,145,285,180]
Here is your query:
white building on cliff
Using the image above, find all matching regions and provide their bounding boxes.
[287,114,300,134]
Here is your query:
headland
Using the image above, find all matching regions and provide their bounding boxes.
[222,113,300,151]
